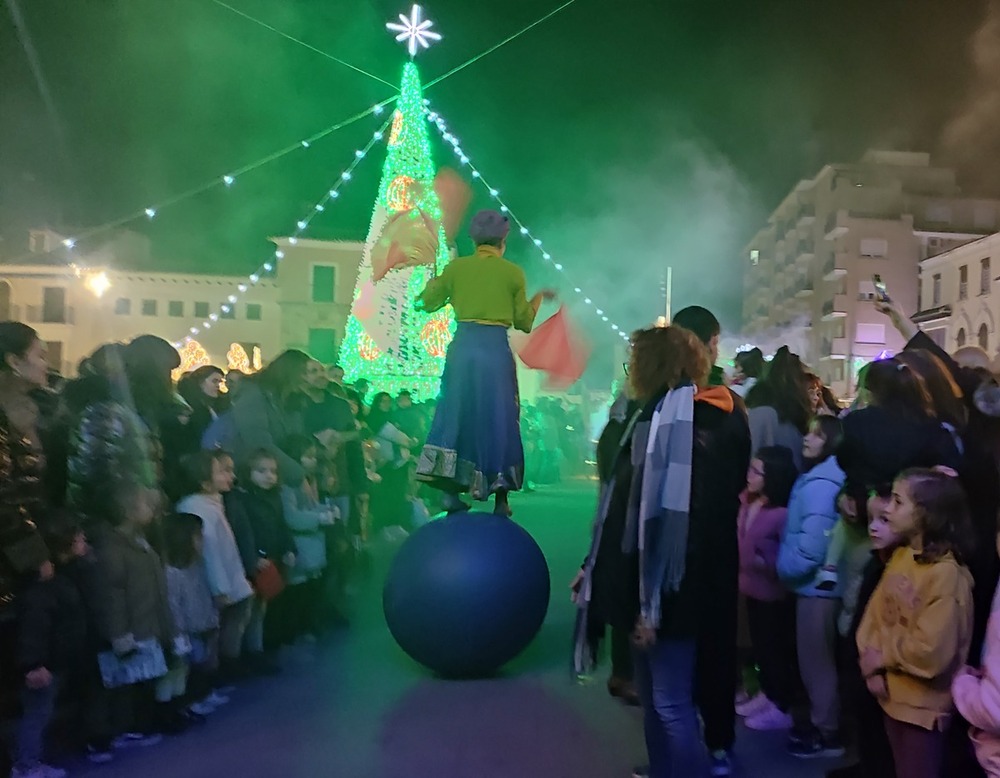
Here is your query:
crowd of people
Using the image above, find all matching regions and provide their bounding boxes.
[576,301,1000,778]
[13,287,1000,778]
[0,319,589,778]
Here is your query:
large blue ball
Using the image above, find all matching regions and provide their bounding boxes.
[383,511,551,677]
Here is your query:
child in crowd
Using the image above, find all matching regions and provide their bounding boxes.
[176,451,254,681]
[277,436,335,644]
[831,490,874,637]
[235,450,296,656]
[952,519,1000,777]
[12,514,89,778]
[735,446,799,732]
[777,415,847,759]
[161,513,220,724]
[317,457,353,627]
[829,492,900,778]
[857,469,974,778]
[91,483,176,752]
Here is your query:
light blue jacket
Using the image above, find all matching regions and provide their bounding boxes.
[776,455,845,598]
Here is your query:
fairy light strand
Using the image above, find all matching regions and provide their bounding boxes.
[15,100,397,266]
[426,106,630,342]
[174,116,391,347]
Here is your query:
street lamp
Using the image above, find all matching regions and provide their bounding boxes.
[84,271,111,298]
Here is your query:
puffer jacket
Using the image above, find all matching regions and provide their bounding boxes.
[0,376,49,608]
[777,455,845,598]
[281,483,328,584]
[67,400,159,520]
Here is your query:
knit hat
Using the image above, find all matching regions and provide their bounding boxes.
[469,209,509,244]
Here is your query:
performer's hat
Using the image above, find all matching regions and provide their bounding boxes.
[469,209,510,243]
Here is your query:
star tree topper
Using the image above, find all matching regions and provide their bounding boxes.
[386,4,442,57]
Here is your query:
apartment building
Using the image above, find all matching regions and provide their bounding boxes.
[915,230,1000,354]
[742,150,1000,397]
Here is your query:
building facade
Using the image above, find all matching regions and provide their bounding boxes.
[915,231,1000,354]
[0,229,364,376]
[742,150,1000,397]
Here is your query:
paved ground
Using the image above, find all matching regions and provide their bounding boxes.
[68,483,840,778]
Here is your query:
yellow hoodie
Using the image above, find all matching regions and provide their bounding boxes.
[856,546,974,731]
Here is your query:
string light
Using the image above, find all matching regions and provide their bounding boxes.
[145,208,156,219]
[428,107,631,342]
[223,175,235,186]
[174,115,392,344]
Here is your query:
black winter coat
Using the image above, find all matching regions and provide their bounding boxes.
[17,568,87,674]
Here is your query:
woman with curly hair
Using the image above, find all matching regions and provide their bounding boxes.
[573,325,751,778]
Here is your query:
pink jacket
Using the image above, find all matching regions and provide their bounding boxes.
[953,582,1000,777]
[737,491,789,602]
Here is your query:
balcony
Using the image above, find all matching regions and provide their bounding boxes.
[823,256,849,280]
[819,337,848,360]
[797,205,816,228]
[795,283,814,299]
[824,211,848,240]
[821,295,849,321]
[796,240,816,267]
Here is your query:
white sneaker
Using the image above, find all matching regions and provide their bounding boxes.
[734,691,771,717]
[745,701,794,731]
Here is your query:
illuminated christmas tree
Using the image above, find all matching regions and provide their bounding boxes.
[340,6,452,399]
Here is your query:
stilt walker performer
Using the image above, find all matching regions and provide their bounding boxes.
[415,209,555,516]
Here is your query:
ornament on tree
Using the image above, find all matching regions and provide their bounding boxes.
[387,174,419,212]
[388,110,404,147]
[420,315,451,357]
[359,334,382,361]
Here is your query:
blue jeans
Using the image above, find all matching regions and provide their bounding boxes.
[16,678,59,769]
[632,639,709,778]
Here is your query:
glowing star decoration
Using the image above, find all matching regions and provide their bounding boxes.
[172,340,210,382]
[386,4,441,58]
[359,334,382,361]
[420,315,451,357]
[387,110,404,147]
[386,174,417,211]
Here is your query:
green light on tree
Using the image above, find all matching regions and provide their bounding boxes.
[340,58,453,400]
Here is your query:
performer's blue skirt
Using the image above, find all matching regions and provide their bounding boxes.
[416,322,524,499]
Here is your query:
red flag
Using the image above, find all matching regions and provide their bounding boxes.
[517,306,590,389]
[434,168,472,241]
[371,208,439,282]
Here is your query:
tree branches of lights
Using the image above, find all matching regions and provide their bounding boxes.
[174,116,391,347]
[426,105,630,343]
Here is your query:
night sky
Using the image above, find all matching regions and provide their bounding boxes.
[0,0,995,344]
